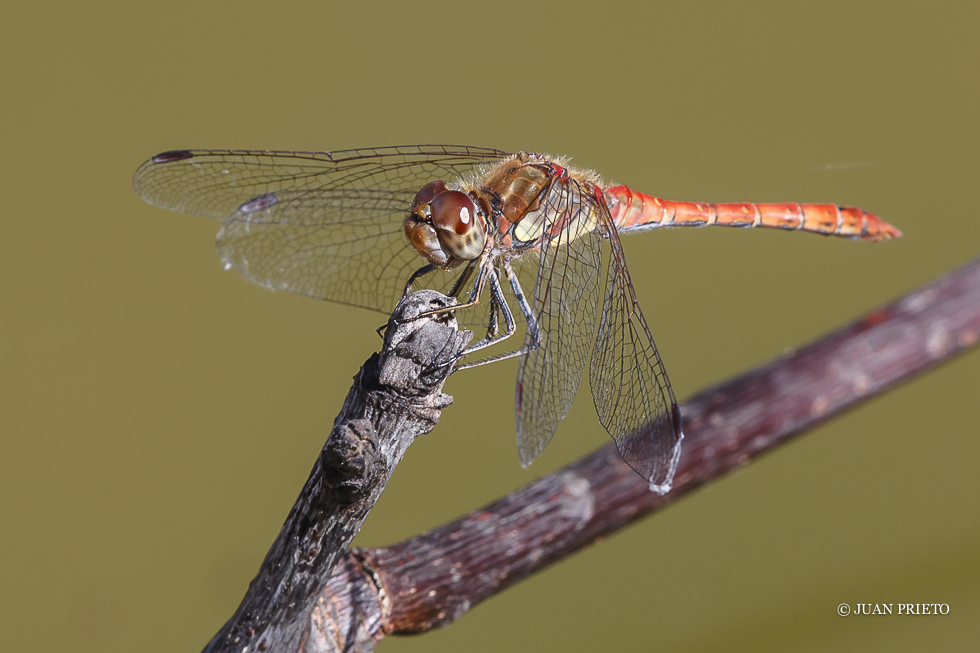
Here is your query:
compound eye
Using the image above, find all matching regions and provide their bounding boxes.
[412,180,448,213]
[430,191,485,260]
[431,191,478,236]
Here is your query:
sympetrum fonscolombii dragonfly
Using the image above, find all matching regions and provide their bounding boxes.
[134,145,900,493]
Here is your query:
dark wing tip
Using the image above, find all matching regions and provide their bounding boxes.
[238,192,279,214]
[151,150,194,164]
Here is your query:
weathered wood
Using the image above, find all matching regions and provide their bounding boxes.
[201,290,471,653]
[314,257,980,650]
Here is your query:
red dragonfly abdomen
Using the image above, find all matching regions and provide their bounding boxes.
[603,185,901,241]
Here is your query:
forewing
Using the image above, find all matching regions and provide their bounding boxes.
[132,145,508,219]
[132,145,509,312]
[515,181,602,467]
[590,207,683,492]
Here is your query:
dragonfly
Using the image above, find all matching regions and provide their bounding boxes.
[133,145,901,493]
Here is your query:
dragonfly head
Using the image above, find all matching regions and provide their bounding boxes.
[406,180,486,267]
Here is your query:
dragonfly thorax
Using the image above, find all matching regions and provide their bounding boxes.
[405,180,487,268]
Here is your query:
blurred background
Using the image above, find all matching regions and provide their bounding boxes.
[2,1,978,651]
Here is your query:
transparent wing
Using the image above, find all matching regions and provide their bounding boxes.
[515,180,603,467]
[590,203,683,492]
[132,145,510,312]
[132,145,509,219]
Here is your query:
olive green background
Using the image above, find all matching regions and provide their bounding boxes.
[2,1,978,651]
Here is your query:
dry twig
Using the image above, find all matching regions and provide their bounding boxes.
[202,291,471,653]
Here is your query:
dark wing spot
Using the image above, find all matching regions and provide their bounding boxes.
[239,192,279,213]
[151,150,194,163]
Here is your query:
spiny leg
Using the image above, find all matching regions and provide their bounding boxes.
[384,261,480,337]
[504,260,541,352]
[414,261,490,321]
[402,263,437,297]
[447,260,477,299]
[458,269,516,356]
[465,289,502,351]
[378,263,441,337]
[454,260,542,371]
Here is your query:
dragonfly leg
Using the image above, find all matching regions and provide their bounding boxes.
[414,262,490,320]
[378,264,442,337]
[451,270,517,371]
[402,263,438,297]
[384,261,480,337]
[465,290,502,351]
[447,260,477,299]
[464,271,515,352]
[503,260,541,351]
[453,260,542,371]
